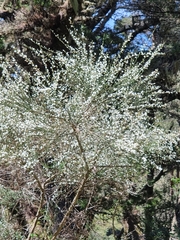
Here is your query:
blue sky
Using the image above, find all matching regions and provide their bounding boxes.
[105,8,153,51]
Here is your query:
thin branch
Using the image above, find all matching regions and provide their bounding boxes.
[50,171,89,240]
[26,174,57,240]
[96,164,132,168]
[93,2,117,35]
[71,123,89,172]
[50,121,90,240]
[26,175,45,240]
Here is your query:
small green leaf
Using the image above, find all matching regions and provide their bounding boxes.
[70,0,79,14]
[171,177,180,186]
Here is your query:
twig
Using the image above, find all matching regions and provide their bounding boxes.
[26,174,56,240]
[51,123,90,240]
[50,171,89,240]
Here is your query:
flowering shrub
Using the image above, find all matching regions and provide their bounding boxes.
[0,34,179,239]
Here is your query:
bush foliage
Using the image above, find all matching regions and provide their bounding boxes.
[0,33,179,239]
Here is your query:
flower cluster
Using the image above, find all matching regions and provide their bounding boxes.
[0,34,178,188]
